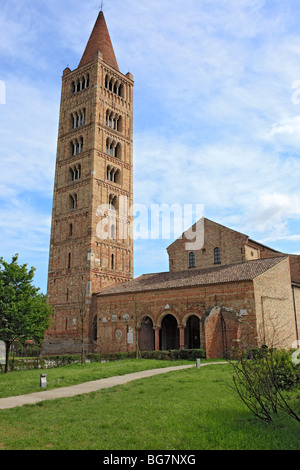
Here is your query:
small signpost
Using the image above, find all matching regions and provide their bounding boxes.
[40,374,47,388]
[0,341,5,366]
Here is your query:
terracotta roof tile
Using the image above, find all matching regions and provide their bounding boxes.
[95,256,287,297]
[79,11,119,70]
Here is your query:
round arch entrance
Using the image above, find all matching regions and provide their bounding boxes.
[159,314,179,350]
[185,315,201,349]
[138,316,155,351]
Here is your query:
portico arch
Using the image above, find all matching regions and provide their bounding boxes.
[185,315,201,349]
[138,315,155,351]
[159,314,180,350]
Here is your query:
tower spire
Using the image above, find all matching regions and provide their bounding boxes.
[78,10,119,70]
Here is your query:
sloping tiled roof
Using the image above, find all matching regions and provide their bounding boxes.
[79,11,119,70]
[95,256,287,297]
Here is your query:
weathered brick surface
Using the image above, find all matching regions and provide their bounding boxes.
[89,256,300,358]
[43,13,134,355]
[90,280,256,357]
[167,218,281,272]
[253,258,299,349]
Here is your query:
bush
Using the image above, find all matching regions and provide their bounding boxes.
[270,349,299,390]
[140,350,171,360]
[4,348,207,372]
[170,349,206,360]
[230,347,300,423]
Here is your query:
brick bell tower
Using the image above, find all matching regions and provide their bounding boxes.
[44,10,134,354]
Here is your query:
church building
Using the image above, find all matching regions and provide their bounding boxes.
[44,11,300,358]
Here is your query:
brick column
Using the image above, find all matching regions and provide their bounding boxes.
[154,327,160,351]
[179,326,185,350]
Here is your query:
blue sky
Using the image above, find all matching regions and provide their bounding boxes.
[0,0,300,293]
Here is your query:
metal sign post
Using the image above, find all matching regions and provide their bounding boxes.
[0,341,5,365]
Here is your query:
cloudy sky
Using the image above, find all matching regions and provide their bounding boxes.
[1,0,300,292]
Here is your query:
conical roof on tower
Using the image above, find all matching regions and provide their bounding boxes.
[78,11,119,70]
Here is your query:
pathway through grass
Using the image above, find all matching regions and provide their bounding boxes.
[0,363,299,450]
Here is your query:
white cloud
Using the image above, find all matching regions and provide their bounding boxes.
[0,0,300,288]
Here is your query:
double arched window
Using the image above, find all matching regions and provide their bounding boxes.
[107,165,121,184]
[106,138,121,159]
[69,164,81,182]
[71,137,84,156]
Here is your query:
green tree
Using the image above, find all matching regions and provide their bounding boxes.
[0,254,52,372]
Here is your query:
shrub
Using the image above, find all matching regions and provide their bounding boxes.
[170,349,206,360]
[230,347,300,423]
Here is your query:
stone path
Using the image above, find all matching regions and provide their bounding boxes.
[0,362,228,410]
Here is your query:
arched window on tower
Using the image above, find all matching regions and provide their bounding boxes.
[69,164,81,182]
[71,138,84,156]
[69,194,77,210]
[109,194,117,210]
[68,252,71,269]
[115,142,121,159]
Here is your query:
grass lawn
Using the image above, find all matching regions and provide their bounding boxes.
[0,359,197,398]
[0,360,299,450]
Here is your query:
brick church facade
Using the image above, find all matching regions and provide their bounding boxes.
[44,11,300,358]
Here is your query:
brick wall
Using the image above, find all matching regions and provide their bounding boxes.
[253,257,297,349]
[90,280,257,358]
[167,218,248,272]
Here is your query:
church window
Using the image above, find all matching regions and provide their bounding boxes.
[106,110,122,132]
[105,75,124,98]
[71,74,89,94]
[69,164,81,182]
[71,138,84,156]
[69,223,73,237]
[69,194,77,210]
[189,252,196,268]
[72,109,85,129]
[107,166,120,184]
[109,194,117,210]
[106,139,121,159]
[214,247,221,264]
[115,143,121,159]
[111,254,114,269]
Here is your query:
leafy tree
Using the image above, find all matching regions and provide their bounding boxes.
[0,254,52,372]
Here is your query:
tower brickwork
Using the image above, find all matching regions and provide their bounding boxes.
[44,11,134,354]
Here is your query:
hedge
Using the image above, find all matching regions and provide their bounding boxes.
[2,348,206,372]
